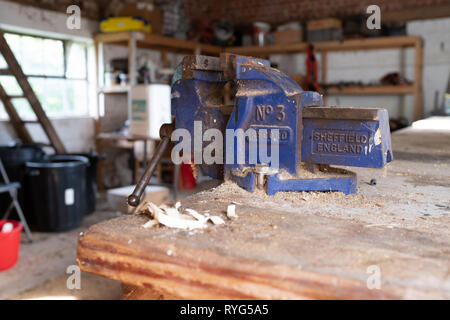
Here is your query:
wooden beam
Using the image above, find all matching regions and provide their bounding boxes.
[326,85,415,95]
[226,36,421,56]
[0,84,33,143]
[128,32,137,87]
[93,32,133,44]
[321,51,328,105]
[0,30,66,153]
[94,32,222,56]
[141,33,221,55]
[0,68,10,75]
[413,39,424,121]
[383,5,450,23]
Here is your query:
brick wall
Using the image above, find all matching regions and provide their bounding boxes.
[7,0,450,24]
[6,0,171,20]
[184,0,450,26]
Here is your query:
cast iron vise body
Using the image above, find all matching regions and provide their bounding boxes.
[128,54,393,207]
[171,54,393,195]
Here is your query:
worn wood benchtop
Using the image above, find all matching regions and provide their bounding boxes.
[77,120,450,299]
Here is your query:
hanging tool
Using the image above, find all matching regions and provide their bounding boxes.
[305,44,321,92]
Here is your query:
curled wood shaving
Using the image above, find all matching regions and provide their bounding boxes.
[227,204,237,220]
[137,201,227,231]
[209,216,225,225]
[185,208,208,223]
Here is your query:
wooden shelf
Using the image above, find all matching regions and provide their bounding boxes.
[325,85,415,95]
[98,86,130,94]
[225,36,421,56]
[94,31,222,56]
[223,35,423,121]
[93,32,424,189]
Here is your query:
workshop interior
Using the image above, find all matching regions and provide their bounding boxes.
[0,0,449,301]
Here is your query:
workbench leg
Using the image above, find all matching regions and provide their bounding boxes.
[321,51,328,106]
[413,39,424,121]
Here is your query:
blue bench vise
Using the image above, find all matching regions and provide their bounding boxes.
[128,54,393,206]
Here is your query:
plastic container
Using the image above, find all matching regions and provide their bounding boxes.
[0,144,45,216]
[0,220,23,271]
[253,22,271,46]
[25,155,88,232]
[50,153,101,215]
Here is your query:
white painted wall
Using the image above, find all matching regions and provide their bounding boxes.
[0,0,98,40]
[0,117,95,152]
[272,17,450,122]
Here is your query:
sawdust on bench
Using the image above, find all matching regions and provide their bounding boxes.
[206,180,377,208]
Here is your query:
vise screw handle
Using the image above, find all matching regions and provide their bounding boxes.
[128,123,174,207]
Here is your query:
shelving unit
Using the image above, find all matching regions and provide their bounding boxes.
[93,32,424,188]
[94,32,423,120]
[93,31,222,189]
[225,35,424,121]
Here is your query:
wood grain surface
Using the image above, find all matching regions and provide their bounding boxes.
[78,123,450,299]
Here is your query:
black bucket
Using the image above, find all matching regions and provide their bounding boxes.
[66,153,101,215]
[0,144,45,215]
[25,155,88,232]
[48,153,101,215]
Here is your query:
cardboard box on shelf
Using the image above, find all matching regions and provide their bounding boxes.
[119,2,163,34]
[307,18,342,30]
[307,18,343,42]
[274,29,303,44]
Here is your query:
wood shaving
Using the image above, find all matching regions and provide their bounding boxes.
[227,204,238,219]
[137,201,227,230]
[209,216,225,225]
[185,208,208,223]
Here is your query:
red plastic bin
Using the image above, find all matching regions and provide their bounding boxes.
[0,220,23,271]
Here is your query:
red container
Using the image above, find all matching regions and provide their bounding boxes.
[0,220,23,271]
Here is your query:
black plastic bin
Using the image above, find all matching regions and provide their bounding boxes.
[48,153,100,215]
[0,144,45,215]
[68,153,100,215]
[25,155,88,232]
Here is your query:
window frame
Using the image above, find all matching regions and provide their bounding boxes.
[2,30,89,81]
[0,31,93,120]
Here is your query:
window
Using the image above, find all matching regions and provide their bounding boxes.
[0,32,92,120]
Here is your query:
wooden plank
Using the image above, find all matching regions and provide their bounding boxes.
[78,126,450,299]
[321,51,328,105]
[226,36,420,56]
[382,4,450,23]
[128,32,137,87]
[0,84,33,143]
[140,33,221,55]
[0,30,66,153]
[93,32,132,44]
[94,32,222,56]
[326,85,415,95]
[98,86,130,94]
[413,39,424,121]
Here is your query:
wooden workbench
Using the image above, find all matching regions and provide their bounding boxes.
[77,118,450,299]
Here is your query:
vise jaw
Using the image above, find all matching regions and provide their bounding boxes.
[171,54,393,195]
